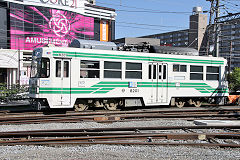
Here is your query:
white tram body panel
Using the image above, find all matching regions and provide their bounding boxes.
[29,46,228,109]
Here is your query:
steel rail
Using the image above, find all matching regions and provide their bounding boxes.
[0,111,238,124]
[8,141,237,148]
[1,125,240,136]
[1,132,239,140]
[0,112,238,121]
[0,132,239,147]
[0,124,238,147]
[0,107,240,117]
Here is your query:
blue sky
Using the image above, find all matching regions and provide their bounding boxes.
[96,0,211,39]
[95,0,238,39]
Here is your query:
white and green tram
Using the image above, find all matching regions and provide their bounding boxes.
[29,44,228,111]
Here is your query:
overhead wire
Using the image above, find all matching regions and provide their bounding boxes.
[2,0,211,36]
[3,0,240,56]
[96,1,192,15]
[96,0,211,38]
[0,1,195,31]
[221,0,240,13]
[5,5,206,35]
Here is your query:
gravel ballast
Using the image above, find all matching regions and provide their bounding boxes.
[0,144,239,160]
[0,119,239,160]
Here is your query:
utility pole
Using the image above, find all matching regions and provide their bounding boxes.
[214,0,220,57]
[206,0,220,57]
[206,0,215,55]
[229,40,232,73]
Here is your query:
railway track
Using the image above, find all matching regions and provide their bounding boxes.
[0,106,239,148]
[0,125,239,147]
[0,107,239,124]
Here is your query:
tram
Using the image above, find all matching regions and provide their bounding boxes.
[29,40,228,111]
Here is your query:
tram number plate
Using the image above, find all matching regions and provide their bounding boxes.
[130,89,139,93]
[59,53,67,57]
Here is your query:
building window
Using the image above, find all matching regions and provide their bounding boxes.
[173,64,187,72]
[80,60,100,78]
[104,61,122,78]
[206,66,219,80]
[126,62,142,79]
[190,65,203,80]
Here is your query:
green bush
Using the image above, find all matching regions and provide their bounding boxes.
[227,67,240,92]
[0,83,28,102]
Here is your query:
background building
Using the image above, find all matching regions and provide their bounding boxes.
[0,0,116,86]
[189,7,208,52]
[138,7,240,71]
[207,13,240,70]
[114,37,160,46]
[140,29,189,47]
[140,7,208,53]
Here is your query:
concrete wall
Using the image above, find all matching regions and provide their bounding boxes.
[0,49,24,86]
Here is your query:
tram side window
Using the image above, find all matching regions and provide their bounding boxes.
[148,64,156,79]
[126,62,142,79]
[148,64,166,79]
[148,65,152,79]
[173,64,186,72]
[40,58,50,78]
[190,65,203,80]
[56,60,61,77]
[206,66,219,80]
[104,61,122,78]
[80,60,99,78]
[158,65,167,79]
[64,61,69,77]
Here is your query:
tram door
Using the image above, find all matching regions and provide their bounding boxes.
[148,62,168,104]
[53,58,71,106]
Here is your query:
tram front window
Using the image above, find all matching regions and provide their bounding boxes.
[31,58,38,78]
[31,58,50,78]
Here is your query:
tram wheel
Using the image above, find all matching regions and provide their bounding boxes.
[193,101,202,107]
[175,101,185,108]
[74,104,88,112]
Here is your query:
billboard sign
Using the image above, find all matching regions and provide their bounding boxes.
[10,4,94,50]
[3,0,85,14]
[100,20,109,42]
[39,0,78,8]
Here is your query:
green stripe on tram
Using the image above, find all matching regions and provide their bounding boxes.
[53,51,224,65]
[199,91,211,93]
[99,88,115,91]
[71,91,93,94]
[39,88,98,91]
[91,84,129,87]
[93,91,110,94]
[39,81,227,94]
[39,91,70,94]
[98,82,129,84]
